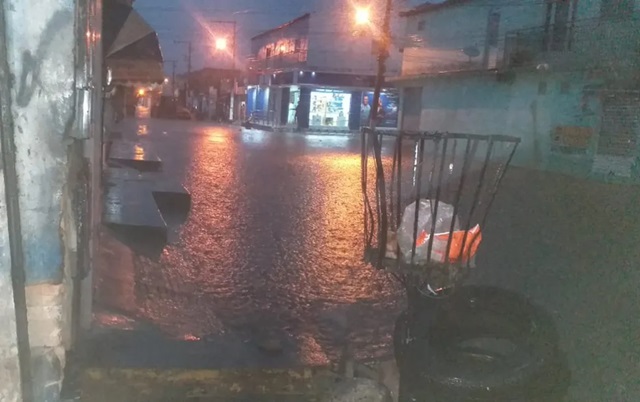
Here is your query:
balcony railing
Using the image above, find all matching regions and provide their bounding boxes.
[247,50,308,72]
[503,14,640,71]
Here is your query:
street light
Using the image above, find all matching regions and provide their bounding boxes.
[215,37,228,51]
[355,0,392,129]
[354,6,371,25]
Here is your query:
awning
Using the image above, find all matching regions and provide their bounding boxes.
[107,59,164,87]
[107,9,155,58]
[103,2,164,87]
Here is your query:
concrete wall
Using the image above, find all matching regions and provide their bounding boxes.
[399,70,602,174]
[401,0,640,75]
[1,0,103,399]
[4,0,77,396]
[402,0,547,75]
[0,152,23,401]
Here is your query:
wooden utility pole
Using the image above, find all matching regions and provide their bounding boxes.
[210,20,238,121]
[164,60,177,96]
[369,0,393,265]
[175,40,192,106]
[368,0,393,130]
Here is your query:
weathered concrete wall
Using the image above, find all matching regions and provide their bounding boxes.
[397,70,604,177]
[3,0,81,399]
[7,0,75,285]
[0,158,23,402]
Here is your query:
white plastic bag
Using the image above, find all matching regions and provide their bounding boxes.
[396,199,459,264]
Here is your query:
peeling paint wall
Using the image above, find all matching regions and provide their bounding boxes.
[2,0,90,399]
[0,161,23,402]
[7,0,76,285]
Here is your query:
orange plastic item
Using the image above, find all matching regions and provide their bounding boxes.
[414,224,482,264]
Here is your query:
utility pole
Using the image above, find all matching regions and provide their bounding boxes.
[163,60,177,96]
[175,40,192,106]
[369,0,393,130]
[368,0,393,265]
[210,20,237,121]
[231,21,237,121]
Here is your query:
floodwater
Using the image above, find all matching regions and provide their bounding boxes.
[95,118,640,401]
[96,119,404,366]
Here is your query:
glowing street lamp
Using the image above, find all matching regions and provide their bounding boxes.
[354,7,371,25]
[215,37,228,51]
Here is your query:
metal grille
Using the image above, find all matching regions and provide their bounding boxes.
[361,129,520,296]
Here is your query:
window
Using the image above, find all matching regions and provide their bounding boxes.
[487,12,501,47]
[543,0,576,51]
[266,47,272,58]
[417,20,426,31]
[600,0,634,20]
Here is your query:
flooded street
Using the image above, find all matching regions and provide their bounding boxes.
[94,118,640,401]
[96,118,403,365]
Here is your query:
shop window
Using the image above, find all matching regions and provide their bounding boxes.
[309,90,352,128]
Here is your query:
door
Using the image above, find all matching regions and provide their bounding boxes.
[402,87,423,131]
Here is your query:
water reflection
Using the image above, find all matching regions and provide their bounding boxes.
[241,129,268,145]
[137,124,149,136]
[96,121,403,365]
[133,144,145,160]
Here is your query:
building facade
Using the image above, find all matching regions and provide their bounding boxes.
[394,0,640,181]
[246,5,404,132]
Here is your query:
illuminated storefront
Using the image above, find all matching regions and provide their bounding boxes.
[309,90,351,128]
[360,91,400,128]
[246,70,400,130]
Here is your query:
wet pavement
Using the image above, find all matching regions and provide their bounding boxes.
[94,118,640,401]
[96,118,403,367]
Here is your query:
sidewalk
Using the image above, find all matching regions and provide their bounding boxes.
[246,122,360,136]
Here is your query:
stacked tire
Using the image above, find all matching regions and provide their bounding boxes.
[394,286,570,402]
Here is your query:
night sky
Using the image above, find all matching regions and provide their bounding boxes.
[135,0,430,73]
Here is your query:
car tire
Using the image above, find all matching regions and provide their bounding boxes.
[395,286,570,401]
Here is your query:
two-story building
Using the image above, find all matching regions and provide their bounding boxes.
[394,0,640,181]
[246,2,405,132]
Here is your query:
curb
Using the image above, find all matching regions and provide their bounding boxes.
[74,367,337,401]
[244,124,359,137]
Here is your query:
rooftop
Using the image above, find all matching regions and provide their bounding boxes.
[400,0,473,17]
[251,13,311,41]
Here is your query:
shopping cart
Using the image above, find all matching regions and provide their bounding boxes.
[361,128,520,299]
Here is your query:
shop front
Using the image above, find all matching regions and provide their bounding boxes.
[246,72,400,131]
[309,89,351,128]
[360,90,400,128]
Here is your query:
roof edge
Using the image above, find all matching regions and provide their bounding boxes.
[251,13,311,41]
[400,0,473,17]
